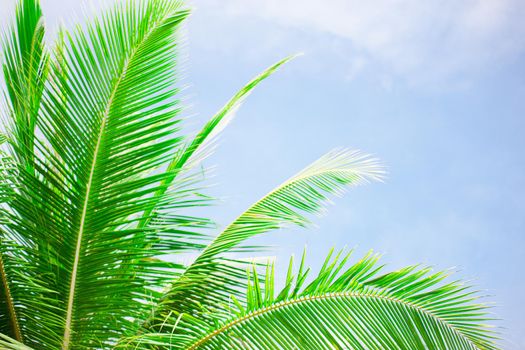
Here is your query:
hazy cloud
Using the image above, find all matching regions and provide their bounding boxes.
[3,0,523,87]
[197,0,525,86]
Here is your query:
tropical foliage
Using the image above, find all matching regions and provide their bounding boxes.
[0,0,497,349]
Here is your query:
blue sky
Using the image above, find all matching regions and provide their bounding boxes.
[2,0,525,348]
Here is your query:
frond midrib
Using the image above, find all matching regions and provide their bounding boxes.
[0,249,22,341]
[61,53,121,350]
[186,291,482,350]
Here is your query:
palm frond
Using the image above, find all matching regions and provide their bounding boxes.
[140,149,385,336]
[137,55,297,228]
[0,0,47,342]
[113,59,297,340]
[1,0,48,167]
[136,250,497,350]
[202,148,384,258]
[1,0,207,347]
[0,1,500,349]
[42,1,189,348]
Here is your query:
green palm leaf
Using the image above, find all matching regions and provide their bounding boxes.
[141,149,385,337]
[0,0,47,343]
[40,2,191,348]
[137,55,297,229]
[0,0,500,349]
[1,0,48,168]
[201,148,384,257]
[136,250,496,350]
[1,0,207,348]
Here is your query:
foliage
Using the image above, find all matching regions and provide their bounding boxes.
[0,0,497,349]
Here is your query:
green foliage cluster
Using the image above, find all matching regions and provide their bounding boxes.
[0,0,497,349]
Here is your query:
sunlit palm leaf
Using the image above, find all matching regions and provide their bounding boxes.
[137,55,297,229]
[114,55,296,336]
[40,2,190,348]
[202,148,384,257]
[1,0,207,348]
[137,250,497,350]
[142,149,385,337]
[0,0,47,343]
[0,0,500,349]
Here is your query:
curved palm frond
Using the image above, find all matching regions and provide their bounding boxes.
[202,148,384,257]
[41,2,189,348]
[119,56,301,341]
[0,0,500,349]
[135,250,497,350]
[137,55,297,229]
[1,0,209,348]
[141,149,385,335]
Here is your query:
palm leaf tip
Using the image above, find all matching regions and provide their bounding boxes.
[296,148,386,186]
[271,147,386,223]
[142,55,300,229]
[181,54,299,170]
[199,148,385,258]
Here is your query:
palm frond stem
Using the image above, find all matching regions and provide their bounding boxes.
[0,251,22,342]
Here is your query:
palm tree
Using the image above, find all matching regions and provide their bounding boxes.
[0,0,497,349]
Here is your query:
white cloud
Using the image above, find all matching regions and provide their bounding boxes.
[0,0,116,40]
[196,0,525,86]
[2,0,524,88]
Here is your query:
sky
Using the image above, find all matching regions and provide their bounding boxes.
[1,0,525,348]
